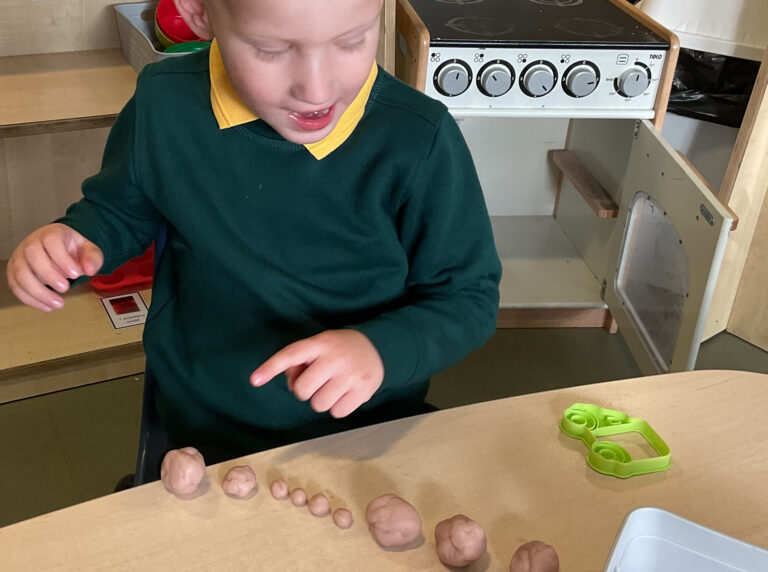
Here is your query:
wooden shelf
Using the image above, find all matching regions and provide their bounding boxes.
[0,260,149,403]
[551,150,619,218]
[0,49,136,137]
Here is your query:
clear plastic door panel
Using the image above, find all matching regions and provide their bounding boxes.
[604,120,733,374]
[615,192,690,371]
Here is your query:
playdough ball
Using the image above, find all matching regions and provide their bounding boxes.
[365,493,422,548]
[290,488,308,506]
[333,508,354,529]
[509,540,560,572]
[221,465,257,498]
[160,447,205,496]
[270,479,290,500]
[434,514,487,567]
[308,493,331,517]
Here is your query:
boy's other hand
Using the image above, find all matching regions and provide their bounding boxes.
[6,223,103,312]
[251,330,384,418]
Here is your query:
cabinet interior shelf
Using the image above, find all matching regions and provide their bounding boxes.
[492,215,606,309]
[0,49,136,137]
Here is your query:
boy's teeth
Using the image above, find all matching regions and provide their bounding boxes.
[296,109,328,119]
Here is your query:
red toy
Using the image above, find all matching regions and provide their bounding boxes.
[155,0,204,45]
[90,245,154,292]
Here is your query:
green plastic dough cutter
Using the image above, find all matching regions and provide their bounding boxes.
[559,403,671,478]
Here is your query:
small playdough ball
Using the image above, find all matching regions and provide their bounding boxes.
[308,493,331,517]
[221,465,257,498]
[434,514,487,567]
[509,540,560,572]
[160,447,205,496]
[290,487,308,506]
[333,508,354,529]
[365,493,422,548]
[270,479,290,500]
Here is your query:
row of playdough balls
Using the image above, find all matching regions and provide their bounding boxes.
[161,447,560,571]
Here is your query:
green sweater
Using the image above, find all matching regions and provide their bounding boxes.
[59,51,500,447]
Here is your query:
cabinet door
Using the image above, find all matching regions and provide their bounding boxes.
[603,120,733,374]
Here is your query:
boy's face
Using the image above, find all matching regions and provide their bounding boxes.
[200,0,382,144]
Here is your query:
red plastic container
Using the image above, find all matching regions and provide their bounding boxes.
[154,0,204,45]
[90,245,154,292]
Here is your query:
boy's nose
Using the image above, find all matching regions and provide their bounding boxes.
[290,57,333,105]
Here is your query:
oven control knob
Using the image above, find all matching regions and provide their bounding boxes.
[615,64,651,98]
[563,62,600,98]
[521,61,558,97]
[434,59,472,97]
[478,61,515,97]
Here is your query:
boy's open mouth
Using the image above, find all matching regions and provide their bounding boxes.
[292,108,331,119]
[289,105,335,131]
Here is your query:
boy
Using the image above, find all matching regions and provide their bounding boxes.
[6,0,501,478]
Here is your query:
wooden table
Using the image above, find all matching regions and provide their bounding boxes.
[2,370,766,571]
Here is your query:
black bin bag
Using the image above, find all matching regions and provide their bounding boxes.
[668,47,761,128]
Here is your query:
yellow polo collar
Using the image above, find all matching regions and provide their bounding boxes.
[209,39,377,160]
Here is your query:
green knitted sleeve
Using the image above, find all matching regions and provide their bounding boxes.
[56,87,162,277]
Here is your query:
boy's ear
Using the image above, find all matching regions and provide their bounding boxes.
[173,0,213,40]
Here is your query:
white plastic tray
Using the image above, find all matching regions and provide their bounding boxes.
[604,507,768,571]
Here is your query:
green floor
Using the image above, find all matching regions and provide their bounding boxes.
[2,329,767,528]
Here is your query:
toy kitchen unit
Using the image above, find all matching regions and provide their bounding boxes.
[395,0,737,374]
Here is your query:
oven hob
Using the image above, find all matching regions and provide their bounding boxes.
[408,0,665,47]
[399,0,672,117]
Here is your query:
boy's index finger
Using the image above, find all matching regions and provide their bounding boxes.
[250,339,318,387]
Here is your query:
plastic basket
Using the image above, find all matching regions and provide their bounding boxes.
[639,0,768,61]
[114,2,186,73]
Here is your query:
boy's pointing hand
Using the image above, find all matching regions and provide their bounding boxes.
[250,329,384,418]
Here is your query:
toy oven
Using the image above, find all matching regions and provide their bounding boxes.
[395,0,735,374]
